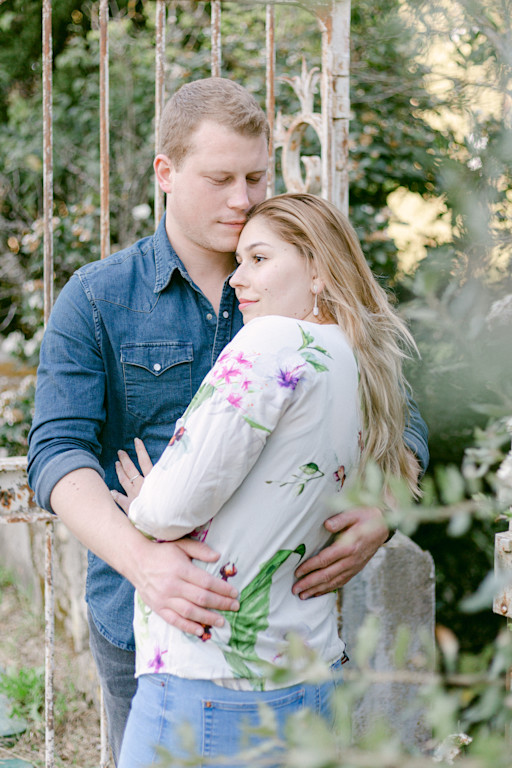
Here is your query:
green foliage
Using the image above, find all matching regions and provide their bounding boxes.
[0,375,35,456]
[0,5,511,759]
[154,629,512,767]
[0,665,45,725]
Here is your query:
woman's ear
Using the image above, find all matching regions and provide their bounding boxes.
[153,154,174,194]
[311,277,326,296]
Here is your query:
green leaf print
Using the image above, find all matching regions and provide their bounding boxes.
[300,462,321,475]
[300,350,330,372]
[299,327,315,349]
[220,544,306,680]
[135,593,152,652]
[266,462,325,495]
[182,381,216,420]
[243,415,272,433]
[298,326,332,360]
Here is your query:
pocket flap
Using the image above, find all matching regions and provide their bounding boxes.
[121,341,193,376]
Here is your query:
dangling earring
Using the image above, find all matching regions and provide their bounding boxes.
[313,285,319,317]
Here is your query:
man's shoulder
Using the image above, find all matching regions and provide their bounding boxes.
[76,234,154,280]
[72,234,157,303]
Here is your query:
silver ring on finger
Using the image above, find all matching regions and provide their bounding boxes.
[129,473,140,483]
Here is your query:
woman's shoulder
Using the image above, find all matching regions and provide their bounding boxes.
[229,316,305,354]
[234,316,350,355]
[223,318,355,386]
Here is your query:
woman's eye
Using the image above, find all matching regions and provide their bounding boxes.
[253,254,265,263]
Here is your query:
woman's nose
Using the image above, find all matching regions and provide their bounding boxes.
[229,264,245,288]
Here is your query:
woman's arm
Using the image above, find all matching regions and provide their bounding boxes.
[115,319,308,541]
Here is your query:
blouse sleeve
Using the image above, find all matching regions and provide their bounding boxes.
[128,318,312,540]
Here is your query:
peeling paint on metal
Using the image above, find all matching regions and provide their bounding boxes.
[211,1,222,76]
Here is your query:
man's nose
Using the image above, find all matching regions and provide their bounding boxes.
[227,180,250,211]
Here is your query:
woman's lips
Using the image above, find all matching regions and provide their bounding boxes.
[237,298,257,310]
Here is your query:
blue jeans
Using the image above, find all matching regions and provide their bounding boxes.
[118,660,342,768]
[87,609,137,766]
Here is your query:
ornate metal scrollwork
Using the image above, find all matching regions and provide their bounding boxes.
[275,59,324,195]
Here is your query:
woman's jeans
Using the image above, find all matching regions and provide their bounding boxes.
[118,660,342,768]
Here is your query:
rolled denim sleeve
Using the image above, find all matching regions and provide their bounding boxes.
[404,393,429,476]
[28,274,106,512]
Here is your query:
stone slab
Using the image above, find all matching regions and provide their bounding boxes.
[0,692,27,739]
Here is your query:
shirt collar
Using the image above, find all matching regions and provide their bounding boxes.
[152,215,192,293]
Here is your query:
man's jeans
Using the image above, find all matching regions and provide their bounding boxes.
[88,609,137,766]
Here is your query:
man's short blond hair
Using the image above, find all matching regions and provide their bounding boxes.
[158,77,270,167]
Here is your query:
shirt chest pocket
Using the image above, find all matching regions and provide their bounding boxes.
[121,341,194,424]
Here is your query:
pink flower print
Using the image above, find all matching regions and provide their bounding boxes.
[219,364,241,384]
[227,393,243,408]
[233,352,252,367]
[190,518,213,542]
[148,647,167,672]
[241,378,251,391]
[334,465,346,490]
[276,364,305,390]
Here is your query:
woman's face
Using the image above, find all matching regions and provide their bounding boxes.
[230,216,316,324]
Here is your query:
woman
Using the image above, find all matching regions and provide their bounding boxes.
[114,193,419,767]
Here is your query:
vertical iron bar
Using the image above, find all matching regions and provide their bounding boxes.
[42,3,55,767]
[211,0,222,76]
[319,0,351,212]
[99,688,109,768]
[154,0,166,227]
[265,4,276,198]
[99,5,111,757]
[42,0,53,323]
[320,22,331,203]
[99,0,110,259]
[44,521,55,768]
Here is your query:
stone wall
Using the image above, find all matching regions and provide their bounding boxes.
[0,519,99,706]
[342,532,436,748]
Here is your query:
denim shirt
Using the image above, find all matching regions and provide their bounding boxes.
[28,216,429,651]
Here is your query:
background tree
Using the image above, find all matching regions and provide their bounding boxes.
[0,0,511,667]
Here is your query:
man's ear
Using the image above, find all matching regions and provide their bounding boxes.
[154,154,174,194]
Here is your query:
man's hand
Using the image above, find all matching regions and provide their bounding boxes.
[50,465,240,639]
[292,507,389,599]
[131,535,240,637]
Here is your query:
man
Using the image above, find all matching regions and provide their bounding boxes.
[28,78,428,764]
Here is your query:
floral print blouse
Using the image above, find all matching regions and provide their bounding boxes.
[129,315,362,689]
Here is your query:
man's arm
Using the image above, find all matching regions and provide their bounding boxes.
[293,396,428,598]
[50,468,240,635]
[28,275,239,632]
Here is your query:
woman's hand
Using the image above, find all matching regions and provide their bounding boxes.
[112,437,153,514]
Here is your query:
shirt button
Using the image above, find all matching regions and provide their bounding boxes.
[153,363,162,372]
[206,313,213,321]
[222,311,229,319]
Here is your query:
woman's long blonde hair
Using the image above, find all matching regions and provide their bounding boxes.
[246,193,420,496]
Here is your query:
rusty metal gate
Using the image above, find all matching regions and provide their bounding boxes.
[0,2,351,766]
